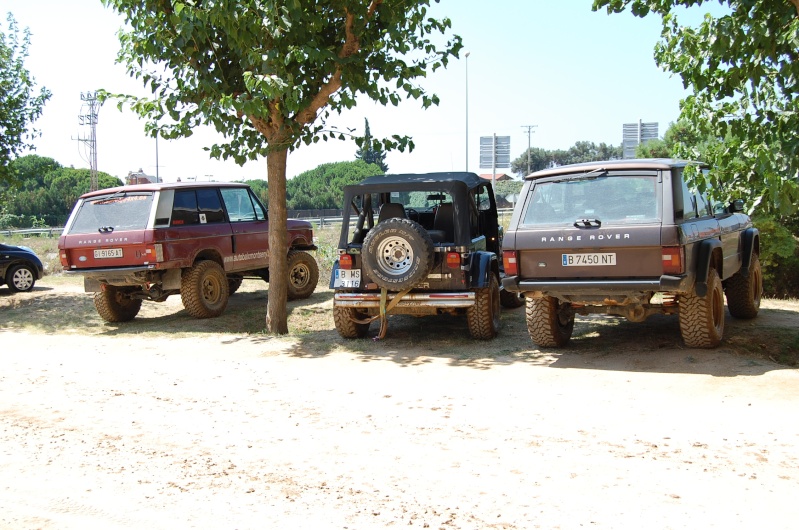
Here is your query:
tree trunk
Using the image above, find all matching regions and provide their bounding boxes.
[266,148,289,334]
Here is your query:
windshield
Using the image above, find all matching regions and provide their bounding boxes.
[521,174,659,226]
[69,192,154,234]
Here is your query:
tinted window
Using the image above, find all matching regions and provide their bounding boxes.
[197,188,225,223]
[172,190,199,226]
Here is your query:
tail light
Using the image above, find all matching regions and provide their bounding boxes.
[503,250,518,276]
[662,247,684,274]
[446,252,461,269]
[146,244,164,263]
[339,253,353,270]
[59,252,69,267]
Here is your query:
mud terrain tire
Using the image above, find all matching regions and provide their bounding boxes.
[725,254,762,319]
[6,264,36,293]
[679,267,724,348]
[286,250,319,301]
[333,306,371,339]
[94,286,143,322]
[525,295,574,347]
[181,260,229,319]
[467,274,500,340]
[362,218,434,291]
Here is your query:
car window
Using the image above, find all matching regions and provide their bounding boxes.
[220,188,258,222]
[172,190,199,226]
[69,192,154,234]
[521,174,658,227]
[197,188,226,224]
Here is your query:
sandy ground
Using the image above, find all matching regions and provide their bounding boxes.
[2,283,799,529]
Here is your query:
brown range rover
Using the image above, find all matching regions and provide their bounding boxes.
[59,181,318,322]
[501,159,761,348]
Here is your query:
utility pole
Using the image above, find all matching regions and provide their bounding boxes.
[521,124,537,176]
[76,91,102,191]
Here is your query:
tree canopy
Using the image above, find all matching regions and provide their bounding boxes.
[103,0,462,333]
[510,141,623,177]
[354,118,388,172]
[0,13,51,185]
[593,0,799,216]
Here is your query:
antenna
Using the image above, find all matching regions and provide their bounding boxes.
[75,91,102,191]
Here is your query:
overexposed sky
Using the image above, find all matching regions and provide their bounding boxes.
[1,0,719,182]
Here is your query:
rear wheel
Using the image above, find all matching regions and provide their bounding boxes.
[725,254,762,319]
[181,260,229,319]
[333,306,371,338]
[679,267,724,348]
[286,250,319,300]
[467,274,500,340]
[6,264,36,293]
[94,286,143,322]
[525,295,574,347]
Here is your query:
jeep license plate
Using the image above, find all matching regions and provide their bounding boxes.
[334,269,361,288]
[562,253,616,266]
[94,248,123,259]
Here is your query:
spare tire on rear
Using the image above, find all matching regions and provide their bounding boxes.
[362,217,434,291]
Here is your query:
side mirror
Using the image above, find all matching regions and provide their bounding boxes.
[729,199,745,213]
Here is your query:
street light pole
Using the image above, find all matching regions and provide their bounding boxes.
[465,51,470,172]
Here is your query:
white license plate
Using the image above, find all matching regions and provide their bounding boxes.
[94,248,123,259]
[562,253,616,266]
[334,268,361,288]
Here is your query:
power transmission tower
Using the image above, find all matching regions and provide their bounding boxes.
[521,124,537,176]
[76,91,101,191]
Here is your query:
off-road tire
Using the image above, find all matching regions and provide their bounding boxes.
[227,276,243,295]
[500,287,525,309]
[181,260,229,319]
[333,306,371,339]
[94,286,143,322]
[679,267,724,348]
[362,218,434,291]
[525,295,574,347]
[725,254,762,319]
[467,273,500,340]
[286,250,319,301]
[6,264,36,293]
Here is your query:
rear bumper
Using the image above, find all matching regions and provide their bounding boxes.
[334,291,475,309]
[501,275,689,295]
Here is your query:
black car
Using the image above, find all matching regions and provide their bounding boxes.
[1,243,44,293]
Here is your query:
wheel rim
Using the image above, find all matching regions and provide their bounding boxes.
[12,268,34,290]
[712,283,724,330]
[752,264,763,307]
[290,263,311,289]
[376,236,415,276]
[202,274,223,303]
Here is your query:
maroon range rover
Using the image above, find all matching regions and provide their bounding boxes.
[58,181,318,322]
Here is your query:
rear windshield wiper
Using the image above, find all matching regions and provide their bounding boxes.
[560,168,608,183]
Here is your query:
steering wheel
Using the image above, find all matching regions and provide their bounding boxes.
[406,208,419,220]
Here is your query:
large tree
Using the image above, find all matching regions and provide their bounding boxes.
[0,13,51,185]
[103,0,462,333]
[593,0,799,216]
[354,118,388,172]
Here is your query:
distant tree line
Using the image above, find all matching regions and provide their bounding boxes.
[510,141,623,177]
[1,155,122,229]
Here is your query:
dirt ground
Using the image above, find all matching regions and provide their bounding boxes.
[1,277,799,529]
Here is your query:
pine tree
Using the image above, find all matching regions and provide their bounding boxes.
[355,118,388,173]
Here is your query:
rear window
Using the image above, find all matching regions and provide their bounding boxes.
[520,173,659,227]
[68,192,154,235]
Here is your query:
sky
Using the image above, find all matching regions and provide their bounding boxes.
[1,0,718,183]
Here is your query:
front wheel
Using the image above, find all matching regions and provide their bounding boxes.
[679,267,725,348]
[525,295,574,347]
[725,254,762,319]
[467,274,500,340]
[94,286,143,322]
[181,260,229,319]
[286,250,319,301]
[6,264,36,293]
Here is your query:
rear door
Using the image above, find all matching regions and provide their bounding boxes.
[219,187,270,272]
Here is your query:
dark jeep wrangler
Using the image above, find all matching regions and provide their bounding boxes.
[501,159,761,349]
[330,172,517,340]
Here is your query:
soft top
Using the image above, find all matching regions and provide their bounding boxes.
[345,172,484,195]
[525,158,705,180]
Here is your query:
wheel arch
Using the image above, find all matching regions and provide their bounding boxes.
[468,252,499,289]
[739,227,760,277]
[694,239,723,297]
